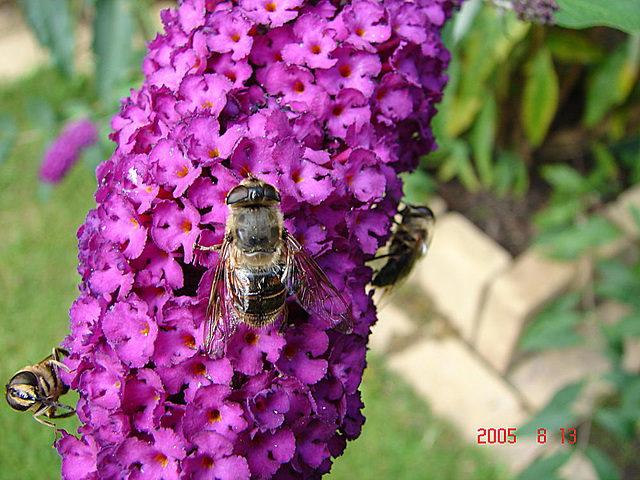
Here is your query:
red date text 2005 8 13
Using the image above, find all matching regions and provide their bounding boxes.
[477,427,578,445]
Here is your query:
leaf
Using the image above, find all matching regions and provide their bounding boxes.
[431,52,460,141]
[520,293,583,351]
[437,140,479,192]
[607,312,640,339]
[469,91,497,188]
[449,0,483,45]
[515,452,572,480]
[631,205,640,234]
[595,259,640,308]
[18,0,75,76]
[541,164,586,194]
[400,169,436,205]
[555,0,640,35]
[585,38,640,128]
[615,140,640,184]
[593,376,640,439]
[493,151,528,197]
[518,382,584,437]
[620,375,640,412]
[447,6,529,136]
[532,197,583,230]
[585,446,621,480]
[93,0,137,106]
[594,408,636,439]
[522,47,559,147]
[546,29,604,64]
[534,216,620,260]
[589,141,621,188]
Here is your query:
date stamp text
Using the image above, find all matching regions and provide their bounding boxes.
[476,427,577,445]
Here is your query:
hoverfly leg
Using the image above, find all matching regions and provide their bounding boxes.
[49,360,71,373]
[49,403,76,419]
[278,303,289,333]
[49,347,72,372]
[32,409,56,429]
[194,243,221,251]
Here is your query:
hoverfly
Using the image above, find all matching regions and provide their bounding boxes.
[371,203,435,292]
[197,176,354,357]
[5,347,75,430]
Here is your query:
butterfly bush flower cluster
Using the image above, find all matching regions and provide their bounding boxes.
[491,0,559,24]
[56,0,458,477]
[40,118,98,183]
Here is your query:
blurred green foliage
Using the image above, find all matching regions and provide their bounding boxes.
[0,69,93,480]
[18,0,154,106]
[6,0,158,174]
[422,0,639,202]
[409,1,640,479]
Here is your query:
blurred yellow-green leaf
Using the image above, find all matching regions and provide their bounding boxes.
[585,37,640,128]
[447,7,528,137]
[522,47,559,147]
[469,91,497,188]
[546,29,604,64]
[438,139,479,192]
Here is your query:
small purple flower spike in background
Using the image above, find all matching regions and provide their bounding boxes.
[39,118,98,184]
[56,0,459,477]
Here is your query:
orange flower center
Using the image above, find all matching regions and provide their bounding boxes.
[209,409,221,423]
[155,453,168,468]
[177,164,189,178]
[339,64,352,78]
[245,331,259,345]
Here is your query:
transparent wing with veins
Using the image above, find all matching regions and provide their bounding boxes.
[282,232,354,334]
[203,240,238,357]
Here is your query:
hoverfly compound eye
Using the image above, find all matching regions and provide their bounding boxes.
[263,184,281,204]
[226,185,249,205]
[13,388,32,401]
[414,206,434,218]
[10,371,39,388]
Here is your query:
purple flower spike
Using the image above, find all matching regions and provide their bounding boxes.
[57,0,459,477]
[40,118,98,183]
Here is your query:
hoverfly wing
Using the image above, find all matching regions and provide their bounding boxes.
[283,233,354,334]
[203,240,234,357]
[412,204,436,255]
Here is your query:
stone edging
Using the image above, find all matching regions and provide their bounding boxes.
[370,184,640,479]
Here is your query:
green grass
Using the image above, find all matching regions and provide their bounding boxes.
[0,68,509,479]
[0,69,94,480]
[327,355,510,480]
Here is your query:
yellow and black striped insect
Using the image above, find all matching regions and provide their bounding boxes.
[197,176,354,357]
[372,203,435,292]
[5,347,75,430]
